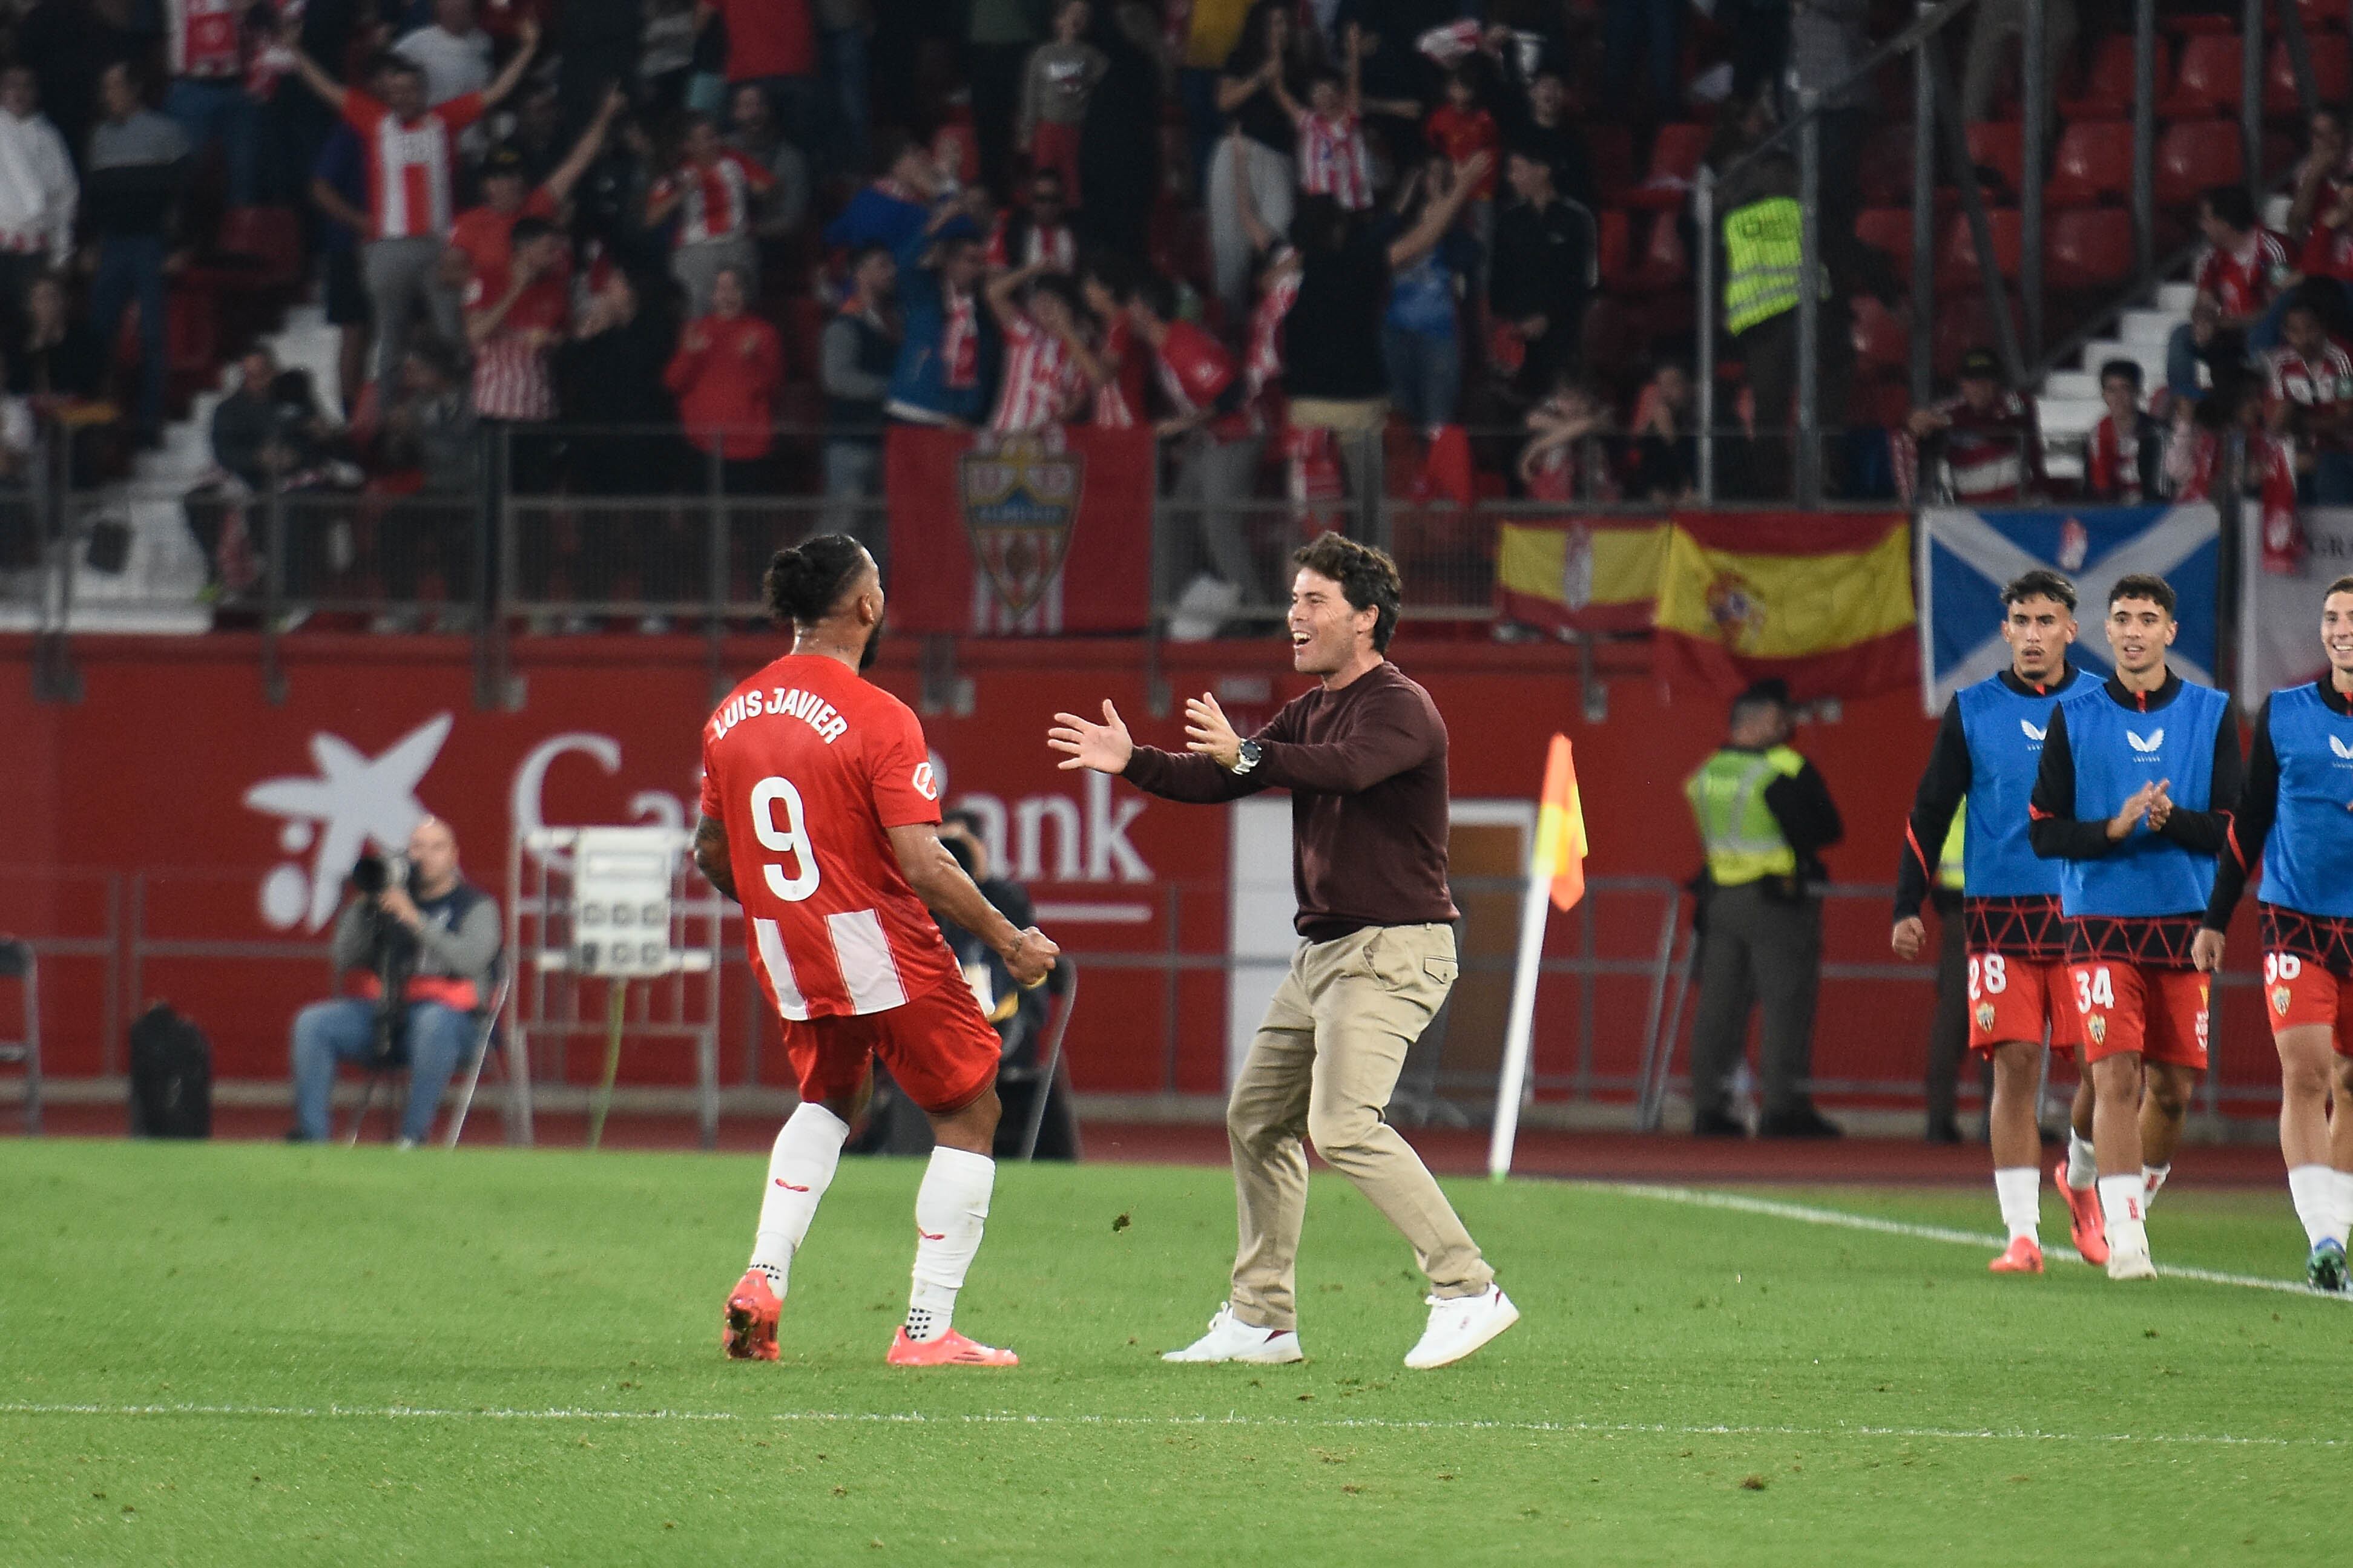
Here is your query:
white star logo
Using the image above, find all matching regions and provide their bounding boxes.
[243,714,452,930]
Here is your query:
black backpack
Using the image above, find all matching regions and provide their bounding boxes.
[128,1003,212,1139]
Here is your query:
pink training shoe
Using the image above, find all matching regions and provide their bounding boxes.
[2055,1160,2110,1267]
[722,1270,780,1362]
[886,1328,1019,1367]
[1988,1236,2044,1274]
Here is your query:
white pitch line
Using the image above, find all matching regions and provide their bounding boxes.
[0,1402,2336,1449]
[1594,1183,2353,1301]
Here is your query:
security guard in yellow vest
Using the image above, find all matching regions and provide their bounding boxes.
[1718,142,1845,499]
[1922,812,1972,1144]
[1684,679,1845,1138]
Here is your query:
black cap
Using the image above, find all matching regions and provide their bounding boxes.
[482,144,527,178]
[1960,348,2000,380]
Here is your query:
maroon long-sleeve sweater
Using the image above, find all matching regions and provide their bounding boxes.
[1119,661,1459,938]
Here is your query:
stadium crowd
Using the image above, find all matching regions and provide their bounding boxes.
[0,0,2327,617]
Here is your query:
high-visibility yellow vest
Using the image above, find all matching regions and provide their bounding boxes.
[1722,195,1827,336]
[1938,806,1965,891]
[1685,746,1803,886]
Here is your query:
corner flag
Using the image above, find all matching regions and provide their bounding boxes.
[1490,733,1584,1179]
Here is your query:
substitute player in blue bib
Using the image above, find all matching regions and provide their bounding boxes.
[1893,569,2105,1273]
[2196,575,2353,1291]
[2030,573,2243,1280]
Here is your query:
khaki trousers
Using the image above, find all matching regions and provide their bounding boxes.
[1226,923,1494,1331]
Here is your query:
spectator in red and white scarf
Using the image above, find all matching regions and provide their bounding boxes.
[2084,359,2167,504]
[884,211,995,427]
[1518,375,1614,502]
[2285,107,2349,249]
[982,261,1090,433]
[1130,269,1265,608]
[649,112,776,315]
[1079,255,1147,427]
[465,216,570,424]
[1904,348,2045,504]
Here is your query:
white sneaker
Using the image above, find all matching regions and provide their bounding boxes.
[2105,1227,2156,1281]
[1404,1284,1520,1370]
[1160,1302,1304,1364]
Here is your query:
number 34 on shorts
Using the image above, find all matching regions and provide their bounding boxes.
[2066,961,2210,1068]
[1962,952,2081,1053]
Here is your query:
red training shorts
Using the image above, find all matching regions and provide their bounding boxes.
[2262,951,2353,1057]
[2068,960,2209,1069]
[1965,952,2082,1055]
[780,980,1002,1116]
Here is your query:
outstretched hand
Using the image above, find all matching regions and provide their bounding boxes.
[1048,699,1134,774]
[1182,692,1242,769]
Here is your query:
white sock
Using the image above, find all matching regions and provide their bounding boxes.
[2288,1164,2337,1248]
[905,1146,994,1343]
[2099,1174,2148,1247]
[1993,1166,2041,1244]
[2064,1131,2099,1190]
[2141,1164,2171,1208]
[748,1103,850,1295]
[2332,1170,2353,1246]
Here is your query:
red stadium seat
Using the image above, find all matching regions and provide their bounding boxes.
[1626,123,1709,209]
[1858,127,1915,208]
[2167,11,2237,36]
[2062,34,2169,119]
[1938,209,2024,292]
[1854,207,1916,269]
[215,206,303,292]
[2045,120,2134,207]
[1933,291,2022,379]
[1587,125,1636,205]
[2299,0,2349,32]
[1965,122,2025,197]
[2160,34,2243,117]
[1596,208,1634,290]
[2267,34,2353,112]
[1851,297,1909,374]
[2155,119,2245,205]
[2046,208,2135,290]
[1631,212,1690,292]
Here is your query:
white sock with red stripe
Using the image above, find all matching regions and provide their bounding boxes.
[749,1103,850,1296]
[1993,1166,2041,1244]
[905,1146,995,1343]
[2141,1164,2171,1209]
[2288,1164,2337,1248]
[2099,1174,2148,1251]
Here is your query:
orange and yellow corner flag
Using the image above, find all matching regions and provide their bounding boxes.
[1532,733,1588,911]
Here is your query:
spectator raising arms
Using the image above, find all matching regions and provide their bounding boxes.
[665,265,784,490]
[988,167,1078,274]
[885,206,995,428]
[983,260,1093,433]
[650,111,777,315]
[450,88,623,302]
[1209,1,1306,315]
[1272,23,1372,212]
[1130,269,1262,607]
[287,18,542,392]
[1018,0,1107,205]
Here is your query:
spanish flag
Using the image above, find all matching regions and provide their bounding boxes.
[1532,734,1587,911]
[1493,517,1671,635]
[1651,511,1917,701]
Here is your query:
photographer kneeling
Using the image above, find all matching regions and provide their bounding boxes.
[287,818,501,1147]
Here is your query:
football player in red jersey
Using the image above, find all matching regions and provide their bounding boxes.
[694,535,1059,1366]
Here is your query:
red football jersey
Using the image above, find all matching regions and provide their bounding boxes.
[699,653,964,1020]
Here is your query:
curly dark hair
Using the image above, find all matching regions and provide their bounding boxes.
[2108,572,2177,616]
[1292,532,1403,652]
[763,534,872,625]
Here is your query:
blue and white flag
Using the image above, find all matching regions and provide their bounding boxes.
[1918,505,2220,714]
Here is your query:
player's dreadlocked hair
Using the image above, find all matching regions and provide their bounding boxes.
[763,534,870,626]
[1292,531,1403,652]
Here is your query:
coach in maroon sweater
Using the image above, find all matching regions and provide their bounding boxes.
[1049,533,1519,1372]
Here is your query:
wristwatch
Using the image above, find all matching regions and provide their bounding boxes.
[1230,740,1262,776]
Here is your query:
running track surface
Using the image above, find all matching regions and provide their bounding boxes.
[4,1103,2292,1186]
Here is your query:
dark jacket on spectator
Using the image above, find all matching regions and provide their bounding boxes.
[84,110,188,241]
[10,318,103,399]
[1287,221,1393,402]
[558,300,684,493]
[1490,193,1595,366]
[822,300,898,441]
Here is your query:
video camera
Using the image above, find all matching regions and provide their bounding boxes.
[350,851,417,1064]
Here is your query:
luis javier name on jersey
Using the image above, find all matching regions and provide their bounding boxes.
[709,686,852,746]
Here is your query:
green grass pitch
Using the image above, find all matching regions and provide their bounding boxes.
[4,1140,2349,1566]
